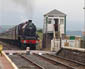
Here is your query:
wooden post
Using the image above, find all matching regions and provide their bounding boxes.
[46,16,48,48]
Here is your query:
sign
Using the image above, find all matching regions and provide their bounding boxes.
[82,32,85,35]
[70,36,75,40]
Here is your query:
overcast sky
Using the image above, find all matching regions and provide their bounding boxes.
[0,0,84,31]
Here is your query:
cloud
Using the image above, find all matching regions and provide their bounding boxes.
[0,0,23,12]
[0,0,84,30]
[12,0,35,19]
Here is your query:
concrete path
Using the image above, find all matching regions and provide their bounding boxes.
[0,60,3,69]
[0,55,13,69]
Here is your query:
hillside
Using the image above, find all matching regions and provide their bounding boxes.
[0,25,15,33]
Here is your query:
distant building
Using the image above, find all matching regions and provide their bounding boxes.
[42,9,66,49]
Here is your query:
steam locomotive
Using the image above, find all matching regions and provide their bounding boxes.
[0,20,39,50]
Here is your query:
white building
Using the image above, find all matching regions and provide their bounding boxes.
[42,9,66,49]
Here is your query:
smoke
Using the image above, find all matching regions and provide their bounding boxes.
[12,0,34,20]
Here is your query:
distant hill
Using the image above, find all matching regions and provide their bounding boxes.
[0,25,42,33]
[0,25,15,33]
[66,31,82,36]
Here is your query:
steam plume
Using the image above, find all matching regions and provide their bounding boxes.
[13,0,34,20]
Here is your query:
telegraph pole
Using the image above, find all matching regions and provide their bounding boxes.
[82,0,85,48]
[83,0,85,38]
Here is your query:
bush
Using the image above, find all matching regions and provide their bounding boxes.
[37,29,42,33]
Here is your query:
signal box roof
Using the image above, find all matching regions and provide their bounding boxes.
[44,9,66,17]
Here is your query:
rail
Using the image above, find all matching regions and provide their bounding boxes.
[19,54,45,69]
[33,53,74,69]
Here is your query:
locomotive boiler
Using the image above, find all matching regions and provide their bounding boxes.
[0,20,39,50]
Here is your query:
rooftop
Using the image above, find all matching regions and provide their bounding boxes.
[44,9,66,17]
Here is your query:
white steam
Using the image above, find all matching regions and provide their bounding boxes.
[12,0,34,20]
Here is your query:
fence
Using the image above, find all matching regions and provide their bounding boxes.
[51,36,82,52]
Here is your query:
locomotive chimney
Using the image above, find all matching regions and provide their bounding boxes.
[28,20,32,23]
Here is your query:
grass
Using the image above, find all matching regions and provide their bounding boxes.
[37,32,43,40]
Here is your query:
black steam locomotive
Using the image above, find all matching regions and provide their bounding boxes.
[0,20,39,50]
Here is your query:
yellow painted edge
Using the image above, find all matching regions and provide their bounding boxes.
[2,51,18,69]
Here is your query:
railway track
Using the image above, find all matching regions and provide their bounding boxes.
[55,54,85,65]
[34,53,85,69]
[0,41,20,50]
[8,53,73,69]
[20,54,71,69]
[33,53,73,69]
[8,54,43,69]
[19,55,44,69]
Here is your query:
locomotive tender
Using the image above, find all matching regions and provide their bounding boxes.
[0,20,39,50]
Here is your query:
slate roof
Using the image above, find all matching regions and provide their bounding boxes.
[44,9,66,17]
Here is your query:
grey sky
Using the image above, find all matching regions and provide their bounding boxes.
[0,0,84,31]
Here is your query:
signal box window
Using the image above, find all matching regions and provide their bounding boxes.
[54,19,58,31]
